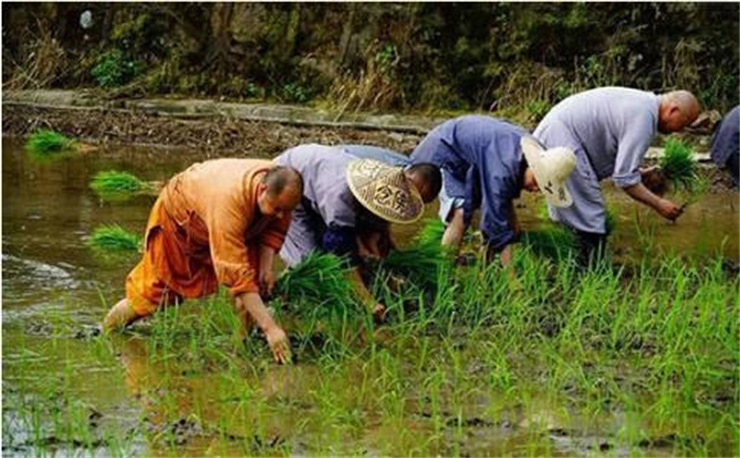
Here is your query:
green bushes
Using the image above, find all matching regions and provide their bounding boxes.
[91,50,143,88]
[4,4,737,113]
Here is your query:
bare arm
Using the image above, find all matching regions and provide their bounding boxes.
[622,182,684,221]
[258,245,277,296]
[441,208,467,252]
[234,292,291,364]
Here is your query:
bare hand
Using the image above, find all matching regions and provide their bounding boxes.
[265,326,291,364]
[372,303,387,324]
[259,269,276,297]
[656,199,684,221]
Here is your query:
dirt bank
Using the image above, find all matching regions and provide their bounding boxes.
[2,104,424,157]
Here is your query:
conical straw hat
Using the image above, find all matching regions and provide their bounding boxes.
[346,159,424,224]
[520,136,577,208]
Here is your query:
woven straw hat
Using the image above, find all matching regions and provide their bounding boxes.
[346,159,424,224]
[520,136,577,208]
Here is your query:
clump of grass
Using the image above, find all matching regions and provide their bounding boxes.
[90,171,148,201]
[660,138,698,191]
[89,225,142,252]
[521,226,577,261]
[275,252,356,311]
[25,129,76,155]
[381,219,449,289]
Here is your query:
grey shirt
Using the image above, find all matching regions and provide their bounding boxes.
[274,144,356,229]
[534,87,660,188]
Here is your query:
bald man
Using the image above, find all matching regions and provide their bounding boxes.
[103,159,303,364]
[534,87,700,263]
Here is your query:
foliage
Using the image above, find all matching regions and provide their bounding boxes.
[3,3,737,113]
[89,224,142,252]
[521,226,578,261]
[380,219,449,289]
[91,49,143,88]
[25,129,76,155]
[275,251,357,315]
[660,138,698,191]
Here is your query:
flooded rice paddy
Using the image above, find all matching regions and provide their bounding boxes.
[2,137,738,457]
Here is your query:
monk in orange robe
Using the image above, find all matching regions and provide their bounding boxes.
[103,159,303,364]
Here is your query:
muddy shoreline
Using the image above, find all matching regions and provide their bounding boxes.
[3,102,736,191]
[2,104,424,158]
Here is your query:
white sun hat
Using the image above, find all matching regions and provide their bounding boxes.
[520,136,577,208]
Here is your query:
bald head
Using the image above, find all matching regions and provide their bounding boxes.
[263,165,303,197]
[258,166,303,218]
[658,90,701,134]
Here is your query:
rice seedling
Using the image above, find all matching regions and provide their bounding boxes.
[90,171,148,196]
[25,129,76,155]
[88,224,142,252]
[660,137,698,191]
[380,219,449,289]
[274,252,358,321]
[521,226,578,261]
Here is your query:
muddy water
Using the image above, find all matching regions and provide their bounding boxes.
[2,136,738,456]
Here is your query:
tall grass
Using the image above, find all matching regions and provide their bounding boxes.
[5,226,737,457]
[380,219,449,289]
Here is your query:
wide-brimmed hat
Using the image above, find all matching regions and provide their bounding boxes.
[346,159,424,224]
[520,136,577,208]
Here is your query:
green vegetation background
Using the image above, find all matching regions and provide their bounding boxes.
[3,3,738,122]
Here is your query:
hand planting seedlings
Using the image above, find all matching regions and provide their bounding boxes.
[410,115,577,278]
[4,6,738,454]
[101,159,303,365]
[273,144,441,323]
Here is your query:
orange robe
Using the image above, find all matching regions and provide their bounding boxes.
[125,159,290,317]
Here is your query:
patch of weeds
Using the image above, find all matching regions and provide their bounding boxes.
[91,49,143,88]
[282,82,311,103]
[525,98,551,122]
[89,225,142,252]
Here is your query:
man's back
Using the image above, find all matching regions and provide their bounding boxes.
[535,87,659,185]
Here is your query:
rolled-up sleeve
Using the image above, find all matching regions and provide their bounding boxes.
[612,113,655,188]
[205,198,259,296]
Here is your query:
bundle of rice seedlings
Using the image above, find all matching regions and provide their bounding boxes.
[89,224,142,252]
[25,129,76,155]
[380,219,449,289]
[659,138,698,191]
[521,226,578,261]
[275,251,356,312]
[90,170,149,201]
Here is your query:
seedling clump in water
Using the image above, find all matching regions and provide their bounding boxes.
[25,129,77,155]
[89,224,142,252]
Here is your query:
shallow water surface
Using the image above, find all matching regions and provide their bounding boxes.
[2,137,738,457]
